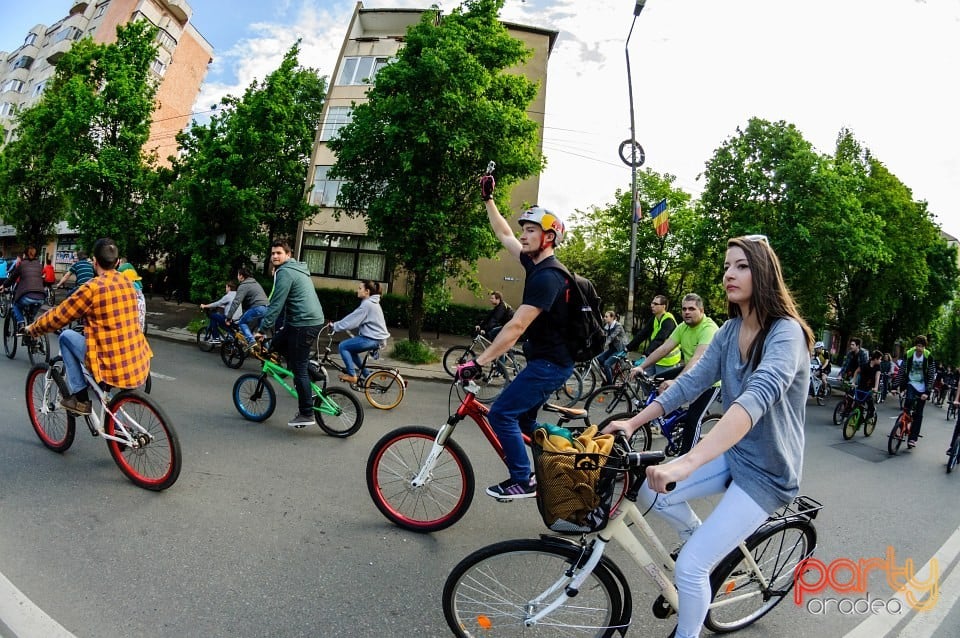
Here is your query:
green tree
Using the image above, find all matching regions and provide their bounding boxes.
[174,42,326,299]
[561,168,697,333]
[329,0,543,342]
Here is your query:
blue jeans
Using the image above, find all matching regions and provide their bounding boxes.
[487,358,574,483]
[237,305,267,342]
[595,350,620,384]
[13,296,43,325]
[636,455,770,638]
[338,335,381,379]
[208,313,228,339]
[59,329,88,395]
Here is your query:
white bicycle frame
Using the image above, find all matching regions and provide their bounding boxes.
[41,363,152,449]
[524,498,765,628]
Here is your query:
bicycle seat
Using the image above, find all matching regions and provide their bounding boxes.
[542,403,588,419]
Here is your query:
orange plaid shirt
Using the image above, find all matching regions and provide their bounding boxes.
[29,269,152,389]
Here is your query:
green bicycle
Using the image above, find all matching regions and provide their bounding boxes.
[232,356,364,437]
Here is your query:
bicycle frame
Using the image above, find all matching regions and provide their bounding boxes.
[259,358,342,416]
[522,486,821,629]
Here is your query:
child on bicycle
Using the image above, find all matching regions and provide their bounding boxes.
[853,350,882,419]
[326,280,390,384]
[603,235,812,638]
[595,310,627,384]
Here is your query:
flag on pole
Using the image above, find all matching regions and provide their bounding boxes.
[633,200,642,223]
[649,198,668,237]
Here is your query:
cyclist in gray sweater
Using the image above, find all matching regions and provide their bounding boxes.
[327,280,390,383]
[604,235,813,638]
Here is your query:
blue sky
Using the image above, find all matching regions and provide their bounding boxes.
[2,0,959,240]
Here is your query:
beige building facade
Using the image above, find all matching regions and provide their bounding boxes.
[296,2,557,310]
[0,0,213,264]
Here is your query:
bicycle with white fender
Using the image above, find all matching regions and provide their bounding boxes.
[442,440,822,636]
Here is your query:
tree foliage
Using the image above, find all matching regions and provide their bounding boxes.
[173,42,327,299]
[328,0,543,341]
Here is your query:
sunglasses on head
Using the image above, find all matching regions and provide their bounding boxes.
[743,234,769,244]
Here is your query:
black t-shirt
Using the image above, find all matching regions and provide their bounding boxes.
[857,361,881,392]
[520,254,572,366]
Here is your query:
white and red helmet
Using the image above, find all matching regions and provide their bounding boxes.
[518,206,565,246]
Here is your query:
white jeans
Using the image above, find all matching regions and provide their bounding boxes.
[636,455,769,638]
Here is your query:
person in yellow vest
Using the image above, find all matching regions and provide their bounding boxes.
[626,294,681,374]
[632,293,720,455]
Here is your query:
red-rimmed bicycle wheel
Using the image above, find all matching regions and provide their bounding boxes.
[366,426,475,532]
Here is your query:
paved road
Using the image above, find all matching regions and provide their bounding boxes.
[1,338,959,637]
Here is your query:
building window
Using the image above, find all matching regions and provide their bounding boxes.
[0,103,16,117]
[310,166,346,207]
[151,58,167,76]
[320,106,353,141]
[54,27,83,43]
[95,3,109,19]
[301,232,387,281]
[12,56,34,70]
[24,33,38,46]
[1,80,25,94]
[32,82,46,97]
[155,29,177,50]
[336,56,389,86]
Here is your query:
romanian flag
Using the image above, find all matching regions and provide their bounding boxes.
[649,198,668,237]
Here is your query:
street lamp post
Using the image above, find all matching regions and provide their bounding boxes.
[622,0,647,334]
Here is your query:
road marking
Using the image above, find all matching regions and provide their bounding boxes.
[0,571,75,638]
[150,372,176,381]
[845,524,960,638]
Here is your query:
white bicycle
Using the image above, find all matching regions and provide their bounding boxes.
[442,444,822,636]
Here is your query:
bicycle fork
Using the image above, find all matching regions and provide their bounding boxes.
[410,417,461,488]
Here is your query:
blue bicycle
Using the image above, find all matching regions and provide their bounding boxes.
[587,372,722,456]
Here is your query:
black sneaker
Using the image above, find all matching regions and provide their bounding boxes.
[485,478,536,500]
[287,412,315,428]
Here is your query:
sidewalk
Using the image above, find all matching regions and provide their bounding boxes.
[144,297,459,382]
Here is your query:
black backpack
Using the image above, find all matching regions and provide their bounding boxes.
[545,263,605,363]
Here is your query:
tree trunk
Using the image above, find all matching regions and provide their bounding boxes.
[408,272,425,343]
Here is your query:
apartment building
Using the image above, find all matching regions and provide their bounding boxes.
[296,2,557,309]
[0,0,213,262]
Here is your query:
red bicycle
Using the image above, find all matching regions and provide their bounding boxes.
[365,378,644,532]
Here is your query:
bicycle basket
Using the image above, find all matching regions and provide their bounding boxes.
[531,425,618,534]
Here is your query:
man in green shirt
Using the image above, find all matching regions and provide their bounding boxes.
[632,293,720,455]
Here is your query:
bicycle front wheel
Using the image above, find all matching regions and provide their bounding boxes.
[26,362,76,452]
[364,370,404,410]
[314,387,363,437]
[3,314,16,359]
[705,520,817,633]
[888,414,907,455]
[105,391,181,491]
[366,425,474,532]
[947,436,960,474]
[842,409,860,441]
[584,385,637,425]
[597,412,651,451]
[442,346,474,377]
[443,538,622,637]
[197,324,216,352]
[232,374,276,422]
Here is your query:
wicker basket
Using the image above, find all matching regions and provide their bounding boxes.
[531,443,619,534]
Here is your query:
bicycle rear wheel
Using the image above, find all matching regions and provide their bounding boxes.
[3,314,16,359]
[863,410,877,437]
[947,436,960,474]
[26,362,76,452]
[473,361,509,404]
[363,370,404,409]
[314,387,363,437]
[366,425,474,532]
[888,414,907,455]
[105,391,181,491]
[584,385,638,425]
[832,400,846,426]
[705,520,816,632]
[443,538,622,637]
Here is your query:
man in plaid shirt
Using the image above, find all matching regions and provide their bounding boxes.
[27,238,152,415]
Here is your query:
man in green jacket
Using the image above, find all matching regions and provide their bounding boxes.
[256,240,325,428]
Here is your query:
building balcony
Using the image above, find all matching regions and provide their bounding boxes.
[46,39,73,65]
[69,1,89,16]
[160,0,191,24]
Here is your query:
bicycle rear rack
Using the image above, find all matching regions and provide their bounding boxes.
[769,495,823,523]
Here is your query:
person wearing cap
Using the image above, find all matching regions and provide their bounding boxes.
[118,259,146,332]
[454,172,574,500]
